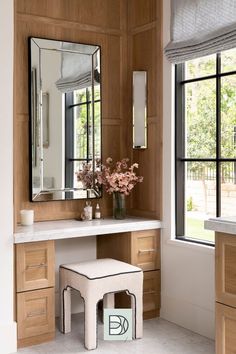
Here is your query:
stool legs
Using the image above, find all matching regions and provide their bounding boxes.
[84,297,98,350]
[103,293,115,308]
[130,291,143,339]
[60,287,72,334]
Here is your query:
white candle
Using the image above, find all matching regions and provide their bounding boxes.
[20,210,34,226]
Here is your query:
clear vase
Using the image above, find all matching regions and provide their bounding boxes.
[113,192,126,219]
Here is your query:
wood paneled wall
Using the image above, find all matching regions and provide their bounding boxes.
[14,0,162,226]
[128,0,162,219]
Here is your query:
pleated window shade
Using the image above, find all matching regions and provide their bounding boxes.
[165,0,236,63]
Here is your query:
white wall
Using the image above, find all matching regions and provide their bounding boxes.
[0,1,17,352]
[55,237,96,316]
[161,0,215,339]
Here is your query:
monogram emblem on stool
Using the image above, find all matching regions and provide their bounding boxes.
[104,309,132,341]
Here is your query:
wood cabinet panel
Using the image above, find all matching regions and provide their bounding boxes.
[216,302,236,354]
[143,270,160,319]
[17,288,55,342]
[16,241,55,292]
[97,229,161,318]
[216,233,236,308]
[16,0,122,30]
[128,0,157,29]
[131,229,160,271]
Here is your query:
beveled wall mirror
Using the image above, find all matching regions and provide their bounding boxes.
[29,37,101,201]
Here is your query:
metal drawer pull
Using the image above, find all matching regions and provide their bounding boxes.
[138,248,156,254]
[143,290,156,295]
[26,263,47,269]
[27,310,46,317]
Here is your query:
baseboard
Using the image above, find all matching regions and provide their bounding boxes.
[160,294,215,340]
[0,321,17,354]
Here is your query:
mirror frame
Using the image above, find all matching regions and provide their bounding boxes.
[28,36,102,202]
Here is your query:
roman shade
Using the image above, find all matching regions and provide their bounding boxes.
[55,43,100,93]
[165,0,236,63]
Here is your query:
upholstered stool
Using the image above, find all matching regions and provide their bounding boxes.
[59,258,143,350]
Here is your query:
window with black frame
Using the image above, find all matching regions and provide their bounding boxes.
[175,48,236,245]
[65,85,101,199]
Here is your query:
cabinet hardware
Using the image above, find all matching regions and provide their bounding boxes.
[26,263,47,269]
[138,248,156,254]
[27,310,46,318]
[143,290,156,295]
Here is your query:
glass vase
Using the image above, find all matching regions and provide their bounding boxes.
[113,192,126,219]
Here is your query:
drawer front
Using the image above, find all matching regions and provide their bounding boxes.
[216,302,236,354]
[16,241,55,292]
[143,270,160,314]
[17,288,55,340]
[131,230,160,271]
[216,233,236,308]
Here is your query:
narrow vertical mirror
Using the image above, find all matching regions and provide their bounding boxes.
[29,37,101,201]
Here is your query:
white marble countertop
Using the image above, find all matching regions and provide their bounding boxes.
[14,217,162,243]
[204,216,236,235]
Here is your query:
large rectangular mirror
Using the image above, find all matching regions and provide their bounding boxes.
[29,37,101,201]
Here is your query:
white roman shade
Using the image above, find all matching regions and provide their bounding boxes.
[165,0,236,63]
[55,43,100,93]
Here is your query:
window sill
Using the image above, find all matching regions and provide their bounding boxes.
[164,237,215,255]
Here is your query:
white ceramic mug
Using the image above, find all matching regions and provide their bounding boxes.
[20,209,34,226]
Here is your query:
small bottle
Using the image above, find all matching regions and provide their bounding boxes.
[84,201,92,221]
[94,203,101,219]
[88,202,93,220]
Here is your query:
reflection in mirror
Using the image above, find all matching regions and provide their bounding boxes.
[29,37,101,201]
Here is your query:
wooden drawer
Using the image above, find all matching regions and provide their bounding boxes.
[216,233,236,308]
[216,302,236,354]
[17,288,55,342]
[16,241,55,292]
[143,270,160,319]
[131,230,160,271]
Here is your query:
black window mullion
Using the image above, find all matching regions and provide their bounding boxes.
[86,88,90,199]
[216,53,221,217]
[65,92,74,199]
[175,63,185,236]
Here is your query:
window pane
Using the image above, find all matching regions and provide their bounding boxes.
[74,87,91,104]
[185,79,216,158]
[185,54,216,80]
[73,104,88,159]
[185,162,215,243]
[94,101,101,159]
[221,162,236,216]
[221,48,236,73]
[221,75,236,158]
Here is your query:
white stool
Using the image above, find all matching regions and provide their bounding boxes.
[59,258,143,350]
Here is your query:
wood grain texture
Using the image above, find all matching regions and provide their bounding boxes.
[131,229,160,271]
[16,241,55,292]
[127,0,162,219]
[16,0,123,30]
[216,302,236,354]
[216,232,236,308]
[14,0,162,222]
[18,332,55,349]
[143,270,160,318]
[17,287,55,342]
[14,0,127,225]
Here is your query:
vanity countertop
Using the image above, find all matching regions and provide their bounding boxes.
[204,216,236,235]
[14,217,162,244]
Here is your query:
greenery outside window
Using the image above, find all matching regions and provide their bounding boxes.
[175,48,236,245]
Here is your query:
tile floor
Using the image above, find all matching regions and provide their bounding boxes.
[15,314,215,354]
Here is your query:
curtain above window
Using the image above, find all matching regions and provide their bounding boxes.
[165,0,236,63]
